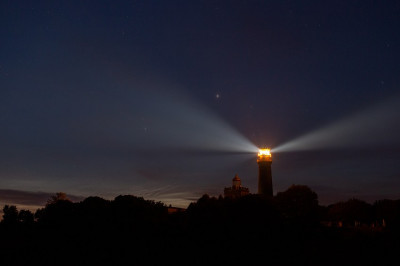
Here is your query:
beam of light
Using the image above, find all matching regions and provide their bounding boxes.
[63,78,259,155]
[272,96,400,153]
[96,82,260,154]
[0,76,260,208]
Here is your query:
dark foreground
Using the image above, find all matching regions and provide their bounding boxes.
[1,187,400,266]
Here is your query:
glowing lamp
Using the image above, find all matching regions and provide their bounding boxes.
[257,148,272,162]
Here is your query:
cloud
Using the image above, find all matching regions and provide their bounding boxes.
[0,189,84,207]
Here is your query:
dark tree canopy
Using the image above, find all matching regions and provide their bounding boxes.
[2,205,18,225]
[275,184,319,225]
[46,192,70,205]
[1,187,400,266]
[326,198,373,225]
[374,199,400,229]
[18,210,34,225]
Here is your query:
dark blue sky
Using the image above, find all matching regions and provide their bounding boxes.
[1,0,400,210]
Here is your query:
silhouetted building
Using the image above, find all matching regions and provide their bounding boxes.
[257,148,273,196]
[224,174,249,199]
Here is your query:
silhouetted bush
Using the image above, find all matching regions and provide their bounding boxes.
[326,198,373,226]
[374,199,400,229]
[275,184,320,226]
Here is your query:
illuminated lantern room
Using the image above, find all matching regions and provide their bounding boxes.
[257,148,272,162]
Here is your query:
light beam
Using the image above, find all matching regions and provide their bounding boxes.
[272,96,400,153]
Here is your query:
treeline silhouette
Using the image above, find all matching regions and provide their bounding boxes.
[1,186,400,266]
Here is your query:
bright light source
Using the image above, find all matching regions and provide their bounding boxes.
[257,148,272,162]
[258,148,271,157]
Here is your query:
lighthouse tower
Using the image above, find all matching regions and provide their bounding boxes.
[257,148,273,196]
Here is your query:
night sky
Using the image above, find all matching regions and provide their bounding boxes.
[1,1,400,210]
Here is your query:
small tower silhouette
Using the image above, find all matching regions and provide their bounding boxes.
[224,174,249,199]
[232,174,241,189]
[257,148,273,196]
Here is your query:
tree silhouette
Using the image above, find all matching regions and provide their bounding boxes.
[36,193,75,225]
[46,192,70,205]
[111,195,167,227]
[374,199,400,229]
[275,184,319,225]
[18,209,34,225]
[77,196,111,226]
[2,205,18,225]
[1,189,400,266]
[327,198,373,226]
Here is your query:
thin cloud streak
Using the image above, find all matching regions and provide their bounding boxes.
[0,189,84,207]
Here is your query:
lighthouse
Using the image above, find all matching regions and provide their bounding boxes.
[257,148,273,196]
